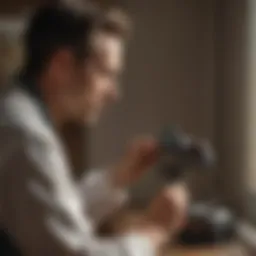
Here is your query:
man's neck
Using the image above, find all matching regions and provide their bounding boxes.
[21,73,67,129]
[39,77,67,129]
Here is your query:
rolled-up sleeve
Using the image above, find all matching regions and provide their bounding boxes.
[0,128,156,256]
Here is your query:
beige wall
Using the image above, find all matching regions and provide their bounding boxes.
[89,0,217,204]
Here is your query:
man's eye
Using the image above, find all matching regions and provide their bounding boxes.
[101,70,115,80]
[102,70,110,76]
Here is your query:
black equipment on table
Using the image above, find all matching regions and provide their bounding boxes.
[178,203,236,245]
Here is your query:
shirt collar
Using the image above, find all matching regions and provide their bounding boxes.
[17,73,52,125]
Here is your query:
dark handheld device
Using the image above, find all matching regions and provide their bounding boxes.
[158,127,216,181]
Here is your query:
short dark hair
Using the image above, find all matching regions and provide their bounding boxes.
[23,1,130,77]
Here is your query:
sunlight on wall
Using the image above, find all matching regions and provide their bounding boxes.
[245,0,256,193]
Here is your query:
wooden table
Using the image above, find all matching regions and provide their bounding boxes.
[100,211,248,256]
[166,244,247,256]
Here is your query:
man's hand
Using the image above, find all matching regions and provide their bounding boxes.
[113,136,160,188]
[109,183,189,250]
[147,183,189,236]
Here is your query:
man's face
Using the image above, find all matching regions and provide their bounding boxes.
[56,33,124,125]
[84,33,124,124]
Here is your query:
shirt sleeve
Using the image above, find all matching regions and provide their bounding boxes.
[79,169,128,225]
[0,128,156,256]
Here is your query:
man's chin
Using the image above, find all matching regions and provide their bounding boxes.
[84,113,101,127]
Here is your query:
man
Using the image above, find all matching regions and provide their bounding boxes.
[0,1,188,255]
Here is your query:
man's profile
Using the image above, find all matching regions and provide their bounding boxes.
[0,1,188,255]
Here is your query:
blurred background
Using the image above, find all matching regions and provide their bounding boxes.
[1,0,256,245]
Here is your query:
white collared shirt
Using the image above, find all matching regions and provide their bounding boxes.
[0,85,156,256]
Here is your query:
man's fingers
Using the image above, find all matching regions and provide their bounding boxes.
[114,136,160,188]
[148,183,190,233]
[126,136,160,171]
[163,183,190,207]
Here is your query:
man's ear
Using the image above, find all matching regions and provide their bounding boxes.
[49,49,76,82]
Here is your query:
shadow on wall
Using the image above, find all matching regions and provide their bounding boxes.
[0,32,23,85]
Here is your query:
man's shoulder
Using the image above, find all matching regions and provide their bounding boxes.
[0,84,55,145]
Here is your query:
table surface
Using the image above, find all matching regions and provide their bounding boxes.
[166,244,246,256]
[102,211,247,256]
